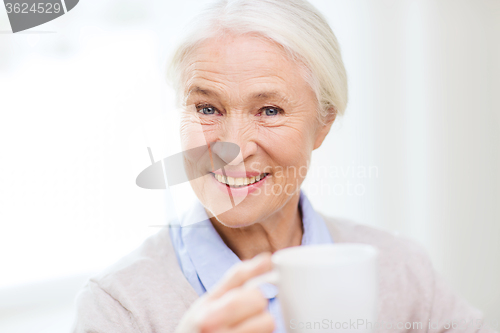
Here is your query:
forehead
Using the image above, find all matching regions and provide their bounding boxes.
[183,34,310,99]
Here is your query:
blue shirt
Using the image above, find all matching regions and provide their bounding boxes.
[169,190,333,333]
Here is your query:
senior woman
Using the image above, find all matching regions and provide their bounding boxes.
[72,0,494,332]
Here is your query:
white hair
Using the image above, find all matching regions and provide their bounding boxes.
[166,0,348,123]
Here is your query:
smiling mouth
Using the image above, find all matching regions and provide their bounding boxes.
[210,172,270,188]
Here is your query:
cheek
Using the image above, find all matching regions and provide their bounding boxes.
[259,125,314,182]
[180,117,227,185]
[179,115,213,151]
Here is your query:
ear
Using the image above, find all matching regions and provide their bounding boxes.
[313,107,337,150]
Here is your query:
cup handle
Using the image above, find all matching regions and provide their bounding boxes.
[243,269,279,289]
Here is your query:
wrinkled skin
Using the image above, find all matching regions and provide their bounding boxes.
[180,33,333,234]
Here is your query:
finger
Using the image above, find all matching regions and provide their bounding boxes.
[209,252,272,299]
[206,287,268,328]
[231,311,275,333]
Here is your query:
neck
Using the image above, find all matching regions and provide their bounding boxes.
[210,192,303,260]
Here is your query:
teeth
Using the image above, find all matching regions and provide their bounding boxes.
[212,173,267,187]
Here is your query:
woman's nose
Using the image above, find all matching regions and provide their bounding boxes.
[210,141,241,166]
[212,116,258,166]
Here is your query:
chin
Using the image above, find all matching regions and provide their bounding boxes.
[193,174,272,227]
[207,199,262,228]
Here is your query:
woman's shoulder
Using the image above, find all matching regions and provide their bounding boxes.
[90,226,176,284]
[319,214,436,319]
[73,225,198,332]
[319,214,493,330]
[319,213,432,263]
[89,225,196,294]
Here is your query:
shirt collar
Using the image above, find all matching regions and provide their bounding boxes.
[180,190,333,299]
[299,190,333,246]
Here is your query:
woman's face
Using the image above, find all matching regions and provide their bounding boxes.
[180,33,332,227]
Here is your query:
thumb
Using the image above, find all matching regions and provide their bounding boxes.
[208,252,272,299]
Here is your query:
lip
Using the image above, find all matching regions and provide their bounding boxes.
[210,172,269,197]
[211,170,265,178]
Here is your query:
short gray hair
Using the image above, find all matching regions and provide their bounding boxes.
[166,0,348,123]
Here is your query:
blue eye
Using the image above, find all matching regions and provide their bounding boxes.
[198,105,217,115]
[264,107,280,116]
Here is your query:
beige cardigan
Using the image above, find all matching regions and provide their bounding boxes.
[72,216,497,333]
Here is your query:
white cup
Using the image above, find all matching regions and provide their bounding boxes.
[246,243,379,333]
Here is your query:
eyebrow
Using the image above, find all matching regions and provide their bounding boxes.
[251,91,289,102]
[186,86,216,98]
[185,86,291,104]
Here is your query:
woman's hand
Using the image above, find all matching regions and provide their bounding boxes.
[175,252,275,333]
